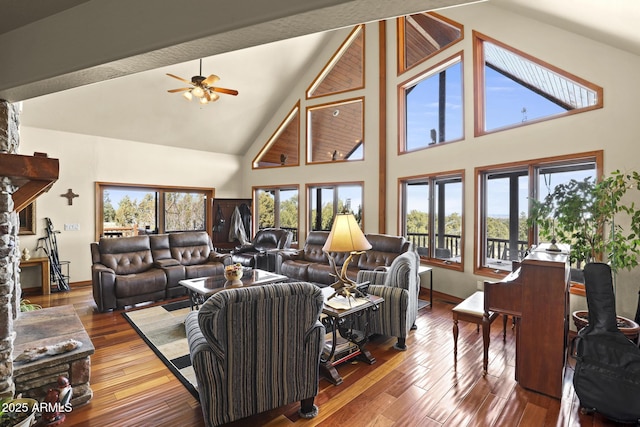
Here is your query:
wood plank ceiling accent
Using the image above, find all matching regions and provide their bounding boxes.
[308,98,363,163]
[399,12,463,74]
[308,26,365,98]
[253,103,300,168]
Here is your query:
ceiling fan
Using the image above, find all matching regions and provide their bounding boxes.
[166,59,238,104]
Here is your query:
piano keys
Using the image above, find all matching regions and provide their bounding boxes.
[482,244,570,399]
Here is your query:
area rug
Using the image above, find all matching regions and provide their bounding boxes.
[123,297,431,399]
[122,300,198,398]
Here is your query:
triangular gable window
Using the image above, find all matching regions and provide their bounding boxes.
[397,12,463,75]
[252,102,300,169]
[473,31,603,136]
[306,25,364,99]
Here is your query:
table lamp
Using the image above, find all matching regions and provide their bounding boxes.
[322,213,372,300]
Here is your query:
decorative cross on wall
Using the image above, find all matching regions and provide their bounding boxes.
[61,189,79,205]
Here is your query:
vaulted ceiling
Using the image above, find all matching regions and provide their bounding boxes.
[2,0,639,156]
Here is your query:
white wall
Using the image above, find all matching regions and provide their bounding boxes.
[17,127,243,287]
[242,3,640,318]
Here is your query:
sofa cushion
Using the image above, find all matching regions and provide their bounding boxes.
[357,234,410,270]
[98,235,153,275]
[169,231,212,266]
[357,251,398,270]
[150,234,173,261]
[185,263,225,279]
[302,231,330,263]
[307,263,335,284]
[365,233,410,253]
[280,260,311,281]
[114,269,167,298]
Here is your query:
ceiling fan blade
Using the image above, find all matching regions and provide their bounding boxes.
[167,87,191,93]
[202,74,220,86]
[166,73,193,85]
[211,87,239,96]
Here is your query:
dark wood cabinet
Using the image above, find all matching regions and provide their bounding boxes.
[484,244,570,399]
[211,198,252,251]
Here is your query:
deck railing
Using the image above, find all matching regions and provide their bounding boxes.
[406,232,528,260]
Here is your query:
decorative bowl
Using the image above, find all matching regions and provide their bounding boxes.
[224,263,244,287]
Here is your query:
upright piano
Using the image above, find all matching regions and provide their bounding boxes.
[482,244,570,399]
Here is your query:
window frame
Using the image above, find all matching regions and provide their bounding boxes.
[473,31,604,137]
[396,12,464,75]
[474,151,603,280]
[252,101,300,169]
[306,181,364,234]
[398,52,465,154]
[95,182,214,241]
[306,97,365,165]
[399,170,465,271]
[253,185,300,246]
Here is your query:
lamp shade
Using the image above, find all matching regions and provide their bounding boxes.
[322,213,371,253]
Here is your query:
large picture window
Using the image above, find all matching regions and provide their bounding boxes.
[400,53,464,152]
[473,31,603,136]
[400,172,464,269]
[307,183,363,231]
[96,182,214,240]
[475,152,601,276]
[254,186,299,244]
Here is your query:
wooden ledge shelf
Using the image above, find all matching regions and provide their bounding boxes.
[0,152,59,211]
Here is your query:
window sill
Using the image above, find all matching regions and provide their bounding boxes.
[421,257,463,272]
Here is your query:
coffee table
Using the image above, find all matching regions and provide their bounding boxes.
[179,268,288,310]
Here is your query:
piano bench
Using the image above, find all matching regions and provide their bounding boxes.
[452,291,506,359]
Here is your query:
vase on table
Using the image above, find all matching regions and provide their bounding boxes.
[224,263,244,287]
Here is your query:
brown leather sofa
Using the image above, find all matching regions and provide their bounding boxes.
[91,231,231,312]
[276,231,411,285]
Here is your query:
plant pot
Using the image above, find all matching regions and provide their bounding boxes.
[572,310,640,343]
[0,398,38,427]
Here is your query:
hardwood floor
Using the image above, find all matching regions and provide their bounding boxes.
[23,286,629,427]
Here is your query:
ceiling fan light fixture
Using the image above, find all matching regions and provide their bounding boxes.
[191,86,205,98]
[167,60,237,106]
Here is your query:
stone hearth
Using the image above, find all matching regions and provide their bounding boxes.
[13,305,94,405]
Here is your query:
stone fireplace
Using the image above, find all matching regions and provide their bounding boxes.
[0,100,84,403]
[0,100,22,398]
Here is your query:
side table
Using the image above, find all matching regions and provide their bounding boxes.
[418,265,433,308]
[319,288,383,385]
[19,257,50,294]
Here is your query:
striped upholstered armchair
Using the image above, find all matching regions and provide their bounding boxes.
[185,282,325,426]
[355,249,420,351]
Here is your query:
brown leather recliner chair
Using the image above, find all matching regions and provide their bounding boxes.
[231,228,292,270]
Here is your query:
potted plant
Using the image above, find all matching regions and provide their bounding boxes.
[528,169,640,326]
[0,396,38,427]
[529,170,640,274]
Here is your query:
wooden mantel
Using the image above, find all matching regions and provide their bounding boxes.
[0,152,59,212]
